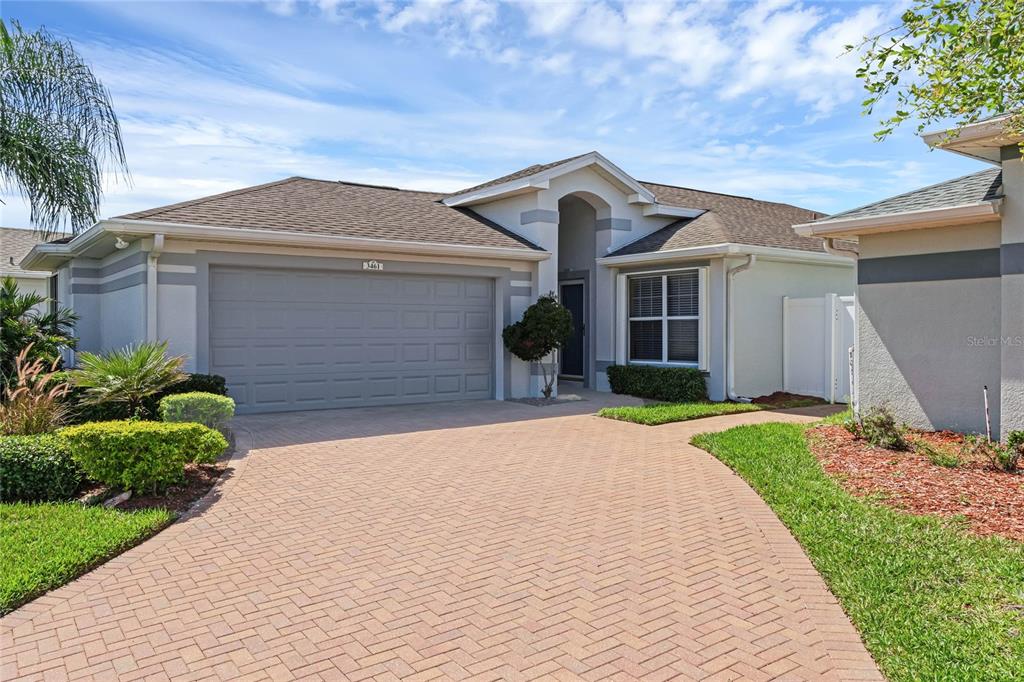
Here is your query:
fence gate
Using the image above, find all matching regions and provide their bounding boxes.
[783,294,855,403]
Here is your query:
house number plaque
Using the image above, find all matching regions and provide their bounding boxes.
[362,260,384,271]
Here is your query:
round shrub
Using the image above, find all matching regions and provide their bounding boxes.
[159,392,235,433]
[0,434,82,502]
[61,421,228,494]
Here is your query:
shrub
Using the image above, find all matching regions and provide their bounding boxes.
[159,392,235,433]
[502,293,574,399]
[963,434,1021,473]
[916,440,961,468]
[70,341,187,418]
[858,405,909,451]
[61,372,229,424]
[1,276,77,387]
[61,420,228,493]
[1,345,69,435]
[605,364,708,403]
[0,434,81,502]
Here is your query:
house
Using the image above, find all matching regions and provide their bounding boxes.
[795,116,1023,438]
[1,227,57,300]
[22,152,854,414]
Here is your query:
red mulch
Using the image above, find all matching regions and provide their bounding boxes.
[118,462,228,515]
[752,391,824,406]
[808,425,1024,542]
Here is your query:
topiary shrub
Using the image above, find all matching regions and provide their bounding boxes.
[605,365,708,403]
[502,293,574,398]
[61,421,228,494]
[0,434,81,502]
[159,392,235,433]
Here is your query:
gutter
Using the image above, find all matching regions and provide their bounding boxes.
[146,234,164,341]
[793,199,1002,238]
[822,238,858,260]
[726,255,756,403]
[22,218,552,268]
[596,242,853,267]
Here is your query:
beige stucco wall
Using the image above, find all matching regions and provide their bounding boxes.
[732,257,855,398]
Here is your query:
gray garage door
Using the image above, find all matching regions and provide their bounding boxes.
[209,267,495,413]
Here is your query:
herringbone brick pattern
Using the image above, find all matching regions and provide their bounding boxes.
[1,398,881,681]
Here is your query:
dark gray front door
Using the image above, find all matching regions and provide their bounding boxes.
[209,266,495,413]
[559,281,585,379]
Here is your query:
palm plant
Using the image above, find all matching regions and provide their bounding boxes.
[1,276,77,385]
[0,19,129,237]
[71,341,186,418]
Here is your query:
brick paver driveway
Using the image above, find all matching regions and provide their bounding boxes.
[2,396,880,681]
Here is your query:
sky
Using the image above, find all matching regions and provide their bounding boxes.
[0,0,993,229]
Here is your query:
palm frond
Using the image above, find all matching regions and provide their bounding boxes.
[0,19,129,238]
[71,341,186,416]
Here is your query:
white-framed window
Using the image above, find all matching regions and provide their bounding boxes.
[627,269,703,366]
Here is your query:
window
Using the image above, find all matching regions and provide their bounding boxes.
[628,271,701,365]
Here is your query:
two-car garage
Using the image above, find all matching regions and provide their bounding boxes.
[208,267,496,414]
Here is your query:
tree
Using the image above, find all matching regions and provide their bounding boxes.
[852,0,1024,141]
[0,276,77,386]
[502,292,574,399]
[0,19,129,237]
[71,341,187,418]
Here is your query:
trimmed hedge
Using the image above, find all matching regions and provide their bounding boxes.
[605,364,708,403]
[159,392,235,433]
[0,435,82,502]
[61,421,228,494]
[60,373,228,423]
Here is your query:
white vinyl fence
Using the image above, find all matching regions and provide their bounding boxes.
[783,294,855,403]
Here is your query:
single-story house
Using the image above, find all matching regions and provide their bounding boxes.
[795,116,1023,438]
[1,227,57,301]
[23,152,853,413]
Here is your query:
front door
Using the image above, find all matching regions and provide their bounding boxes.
[559,281,585,380]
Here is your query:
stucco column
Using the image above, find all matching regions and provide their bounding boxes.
[1000,147,1024,437]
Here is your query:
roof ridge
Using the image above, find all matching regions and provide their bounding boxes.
[820,167,1002,221]
[117,177,306,220]
[640,180,816,212]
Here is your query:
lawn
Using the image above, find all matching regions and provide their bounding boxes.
[598,401,764,425]
[0,503,174,615]
[692,422,1024,681]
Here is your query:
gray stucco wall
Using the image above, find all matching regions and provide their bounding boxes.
[856,221,1007,435]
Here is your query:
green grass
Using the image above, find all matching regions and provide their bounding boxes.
[0,503,174,614]
[598,401,764,425]
[692,422,1024,681]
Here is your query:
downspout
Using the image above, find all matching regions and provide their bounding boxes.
[726,254,756,402]
[146,234,164,341]
[822,237,858,260]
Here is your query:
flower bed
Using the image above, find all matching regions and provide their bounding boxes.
[808,425,1024,541]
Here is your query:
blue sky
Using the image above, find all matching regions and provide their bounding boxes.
[1,0,992,228]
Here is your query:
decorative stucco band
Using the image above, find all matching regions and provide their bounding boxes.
[858,249,1001,284]
[595,217,632,231]
[1001,242,1024,275]
[520,209,559,225]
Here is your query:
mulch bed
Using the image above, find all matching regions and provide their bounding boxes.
[752,391,825,406]
[808,425,1024,542]
[118,462,228,515]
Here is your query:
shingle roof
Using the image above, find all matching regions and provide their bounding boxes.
[451,153,592,195]
[117,177,541,251]
[608,183,827,256]
[814,168,1003,224]
[1,227,64,273]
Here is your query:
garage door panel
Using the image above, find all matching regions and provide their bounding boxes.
[211,267,495,413]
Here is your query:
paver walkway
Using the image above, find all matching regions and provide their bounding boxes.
[1,396,881,681]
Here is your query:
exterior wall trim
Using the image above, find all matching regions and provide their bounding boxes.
[859,248,1001,284]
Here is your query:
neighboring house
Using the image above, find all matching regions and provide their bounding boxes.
[1,226,56,300]
[23,152,853,414]
[795,116,1023,438]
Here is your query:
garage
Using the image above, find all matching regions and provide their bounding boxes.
[209,266,495,413]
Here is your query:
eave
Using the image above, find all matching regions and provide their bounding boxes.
[793,199,1002,239]
[596,243,853,267]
